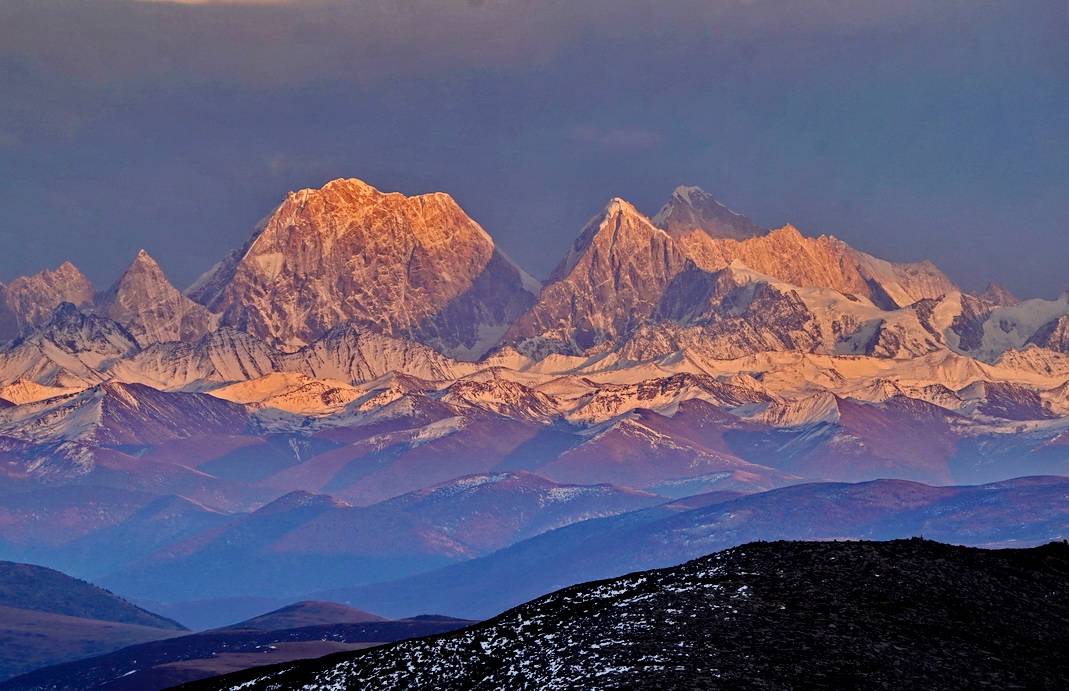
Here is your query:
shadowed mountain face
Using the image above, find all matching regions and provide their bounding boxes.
[0,561,184,682]
[184,539,1069,691]
[0,561,182,630]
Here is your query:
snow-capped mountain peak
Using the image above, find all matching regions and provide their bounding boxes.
[98,249,218,346]
[978,282,1020,307]
[505,197,688,356]
[187,178,535,359]
[0,261,95,339]
[653,185,763,240]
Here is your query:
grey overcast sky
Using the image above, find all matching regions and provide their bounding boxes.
[1,0,1066,297]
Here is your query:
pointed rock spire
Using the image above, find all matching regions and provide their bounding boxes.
[552,196,666,281]
[98,250,218,345]
[506,197,688,356]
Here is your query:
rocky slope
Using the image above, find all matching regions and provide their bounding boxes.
[978,281,1020,306]
[667,206,957,311]
[0,263,95,340]
[0,303,140,387]
[504,188,962,359]
[0,613,472,691]
[504,198,689,356]
[188,179,537,358]
[652,185,762,240]
[188,539,1069,690]
[1029,314,1069,353]
[98,250,217,345]
[0,381,251,449]
[0,561,182,630]
[2,179,1062,384]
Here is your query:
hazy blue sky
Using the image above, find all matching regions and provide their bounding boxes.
[1,0,1066,297]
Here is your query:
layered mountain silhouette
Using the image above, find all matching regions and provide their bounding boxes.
[0,178,1067,684]
[0,178,1065,510]
[184,539,1069,691]
[0,560,183,681]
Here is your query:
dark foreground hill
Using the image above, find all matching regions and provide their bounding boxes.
[184,539,1069,690]
[0,615,472,691]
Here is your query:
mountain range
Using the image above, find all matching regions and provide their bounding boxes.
[1,177,1067,663]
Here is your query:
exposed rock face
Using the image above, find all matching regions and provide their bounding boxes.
[952,292,1069,362]
[0,381,252,448]
[951,293,996,352]
[293,324,470,383]
[640,264,945,361]
[647,188,958,310]
[1027,314,1069,353]
[505,191,960,359]
[108,326,282,390]
[109,323,474,391]
[441,378,560,422]
[0,262,95,340]
[504,198,689,356]
[30,303,140,357]
[675,224,957,310]
[187,178,537,359]
[978,282,1020,306]
[0,303,140,387]
[652,185,762,240]
[970,380,1055,420]
[98,250,218,345]
[650,264,825,356]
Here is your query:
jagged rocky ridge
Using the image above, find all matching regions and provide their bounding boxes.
[186,179,539,358]
[98,250,218,346]
[0,178,1067,503]
[1,178,1063,366]
[1,180,1066,690]
[185,539,1069,691]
